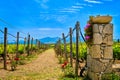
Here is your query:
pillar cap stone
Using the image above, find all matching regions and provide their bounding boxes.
[89,15,112,24]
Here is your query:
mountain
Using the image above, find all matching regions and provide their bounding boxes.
[7,37,59,44]
[40,37,85,44]
[40,37,59,44]
[8,36,85,44]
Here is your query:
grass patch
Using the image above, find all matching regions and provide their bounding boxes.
[102,73,120,80]
[4,72,44,80]
[59,76,83,80]
[5,72,62,80]
[18,52,40,65]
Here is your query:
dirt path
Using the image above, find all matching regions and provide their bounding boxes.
[0,49,63,80]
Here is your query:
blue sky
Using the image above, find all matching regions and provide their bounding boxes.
[0,0,120,41]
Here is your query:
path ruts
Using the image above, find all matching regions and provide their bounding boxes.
[0,49,63,80]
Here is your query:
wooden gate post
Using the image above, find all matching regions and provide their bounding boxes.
[70,27,73,67]
[62,33,68,61]
[75,21,80,76]
[3,27,7,70]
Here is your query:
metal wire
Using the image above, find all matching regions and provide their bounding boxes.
[79,26,86,43]
[65,32,70,38]
[60,25,77,41]
[0,29,4,33]
[73,26,76,32]
[8,33,16,38]
[19,36,25,39]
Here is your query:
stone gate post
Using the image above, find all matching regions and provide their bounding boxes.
[87,16,113,80]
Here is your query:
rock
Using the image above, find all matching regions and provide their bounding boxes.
[90,16,112,24]
[104,61,113,73]
[99,59,110,63]
[93,33,102,44]
[103,24,113,35]
[87,55,92,68]
[93,24,99,33]
[103,36,108,44]
[91,59,105,73]
[104,46,113,59]
[99,25,104,34]
[87,70,99,80]
[112,64,120,69]
[107,35,113,45]
[91,45,101,58]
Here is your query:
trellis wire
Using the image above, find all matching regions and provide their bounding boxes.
[0,27,44,70]
[55,21,86,77]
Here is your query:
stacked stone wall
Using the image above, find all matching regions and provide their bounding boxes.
[87,23,113,80]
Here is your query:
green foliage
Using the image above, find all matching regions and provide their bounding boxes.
[83,75,91,80]
[0,47,3,54]
[18,55,26,65]
[7,44,16,54]
[102,73,120,80]
[63,64,75,78]
[59,77,82,80]
[11,60,17,71]
[31,45,37,50]
[59,42,120,60]
[60,43,87,60]
[18,45,24,54]
[113,43,120,59]
[58,56,65,64]
[79,43,87,60]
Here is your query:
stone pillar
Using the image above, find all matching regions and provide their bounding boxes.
[87,23,113,80]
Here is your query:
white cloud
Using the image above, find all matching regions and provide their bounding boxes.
[40,14,68,23]
[72,6,83,9]
[38,28,62,31]
[75,2,93,7]
[34,0,49,9]
[84,0,103,4]
[76,3,87,6]
[57,5,83,13]
[52,3,84,14]
[59,8,80,13]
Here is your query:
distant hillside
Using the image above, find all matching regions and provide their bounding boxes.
[8,36,85,44]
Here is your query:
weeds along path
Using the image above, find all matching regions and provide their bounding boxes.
[0,49,63,80]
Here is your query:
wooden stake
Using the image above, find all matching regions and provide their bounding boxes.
[62,33,68,61]
[70,27,73,67]
[75,21,80,76]
[3,27,7,70]
[31,37,33,50]
[24,37,26,53]
[16,32,19,58]
[27,34,30,56]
